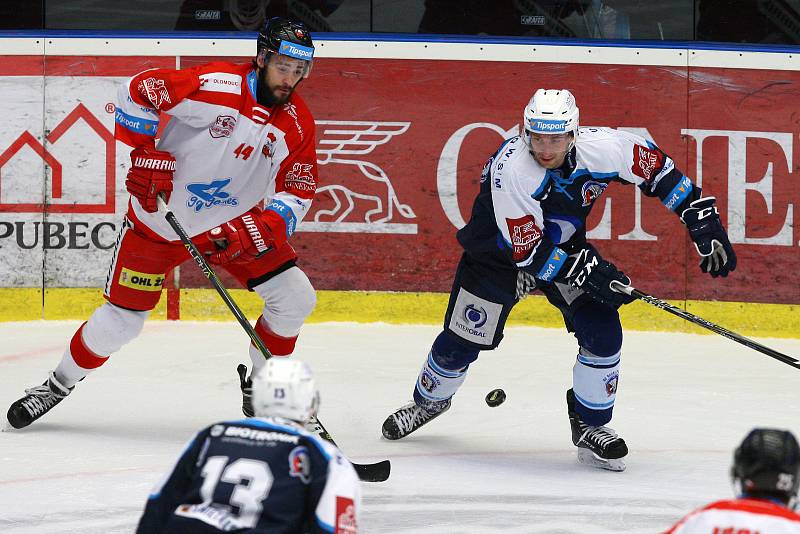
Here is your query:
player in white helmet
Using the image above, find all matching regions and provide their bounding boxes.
[381,88,737,472]
[522,88,579,168]
[137,358,361,533]
[252,357,320,423]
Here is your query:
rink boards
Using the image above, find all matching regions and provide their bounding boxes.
[0,35,798,331]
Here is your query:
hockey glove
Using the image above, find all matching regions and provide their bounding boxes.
[205,209,274,265]
[126,147,176,213]
[680,196,737,278]
[563,247,636,308]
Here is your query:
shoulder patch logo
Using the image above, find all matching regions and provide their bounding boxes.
[288,445,311,484]
[139,77,171,109]
[631,144,664,182]
[505,215,543,262]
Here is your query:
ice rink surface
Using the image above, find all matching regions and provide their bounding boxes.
[1,320,799,533]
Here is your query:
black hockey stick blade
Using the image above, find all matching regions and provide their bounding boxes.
[313,420,391,482]
[353,460,391,482]
[611,281,800,370]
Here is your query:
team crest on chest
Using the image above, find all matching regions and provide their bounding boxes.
[209,115,236,138]
[581,180,608,206]
[262,132,277,159]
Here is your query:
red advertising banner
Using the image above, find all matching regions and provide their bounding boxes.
[295,59,799,303]
[0,55,797,304]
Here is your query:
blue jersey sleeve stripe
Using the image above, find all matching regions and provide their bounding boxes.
[316,517,335,533]
[265,199,298,239]
[662,176,693,211]
[114,109,158,136]
[535,247,568,281]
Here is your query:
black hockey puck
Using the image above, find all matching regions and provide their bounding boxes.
[485,388,506,407]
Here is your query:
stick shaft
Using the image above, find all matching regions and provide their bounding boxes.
[624,285,800,369]
[158,197,272,359]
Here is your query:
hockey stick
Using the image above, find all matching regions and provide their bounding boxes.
[157,196,391,482]
[610,281,800,370]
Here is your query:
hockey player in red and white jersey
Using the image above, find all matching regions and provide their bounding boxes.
[664,428,800,533]
[7,17,321,429]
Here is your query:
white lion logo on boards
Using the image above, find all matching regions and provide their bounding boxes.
[303,120,416,235]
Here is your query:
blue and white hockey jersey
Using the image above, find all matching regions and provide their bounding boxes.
[456,127,699,282]
[136,417,360,533]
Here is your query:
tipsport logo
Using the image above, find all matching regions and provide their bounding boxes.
[279,41,314,61]
[530,119,566,133]
[185,179,239,212]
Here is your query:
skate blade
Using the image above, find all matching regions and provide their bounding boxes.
[576,448,626,472]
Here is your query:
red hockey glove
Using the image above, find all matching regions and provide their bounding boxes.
[126,147,176,213]
[205,209,275,265]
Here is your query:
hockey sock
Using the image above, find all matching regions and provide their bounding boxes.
[55,323,108,388]
[55,304,147,387]
[572,348,620,426]
[248,316,297,373]
[413,351,468,410]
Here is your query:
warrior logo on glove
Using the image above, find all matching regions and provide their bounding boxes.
[125,147,176,213]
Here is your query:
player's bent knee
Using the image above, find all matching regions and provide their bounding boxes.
[572,302,622,357]
[253,267,316,335]
[83,303,149,355]
[431,331,479,370]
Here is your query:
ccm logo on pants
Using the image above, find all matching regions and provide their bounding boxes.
[118,268,165,291]
[448,288,502,346]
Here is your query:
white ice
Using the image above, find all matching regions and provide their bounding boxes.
[1,321,799,533]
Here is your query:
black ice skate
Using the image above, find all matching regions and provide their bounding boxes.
[6,372,73,429]
[236,364,254,417]
[567,389,628,472]
[381,399,451,440]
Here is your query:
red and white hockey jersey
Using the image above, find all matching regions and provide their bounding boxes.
[114,61,319,249]
[664,498,800,533]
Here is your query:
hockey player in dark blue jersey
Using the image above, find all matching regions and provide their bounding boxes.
[381,89,737,472]
[137,359,360,533]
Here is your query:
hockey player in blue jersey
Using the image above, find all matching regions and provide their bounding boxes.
[381,89,737,471]
[137,358,361,533]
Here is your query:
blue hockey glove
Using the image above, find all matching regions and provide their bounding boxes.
[680,197,737,278]
[563,247,635,308]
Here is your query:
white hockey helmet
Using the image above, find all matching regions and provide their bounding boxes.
[252,358,320,424]
[522,89,579,148]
